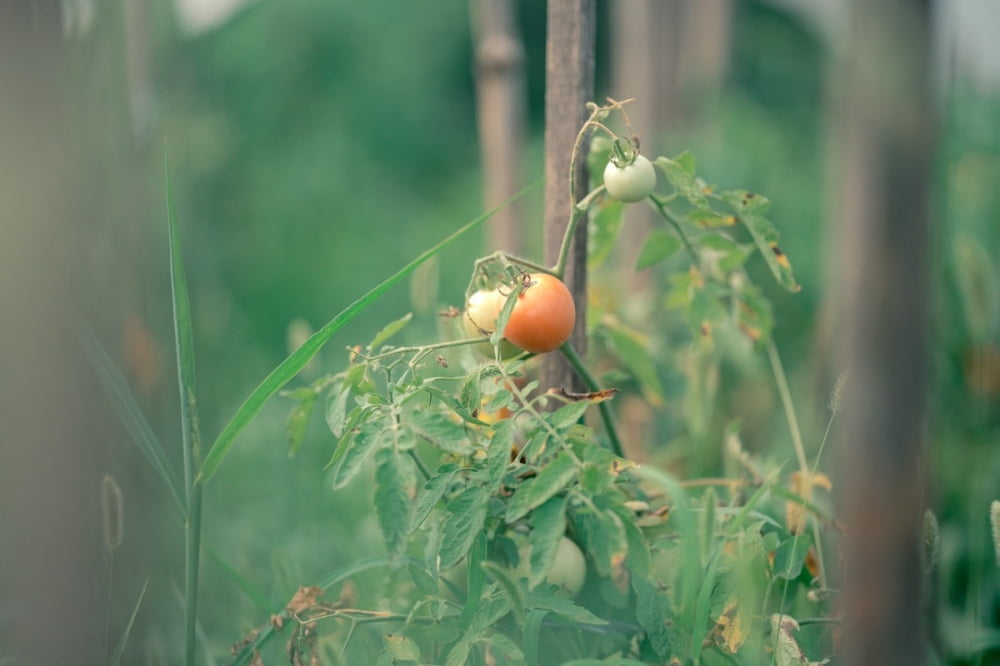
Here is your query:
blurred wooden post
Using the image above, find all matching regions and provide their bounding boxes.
[834,1,934,663]
[0,2,107,663]
[472,0,526,255]
[542,0,594,393]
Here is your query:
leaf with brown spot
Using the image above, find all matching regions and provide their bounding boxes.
[709,594,747,654]
[547,386,620,403]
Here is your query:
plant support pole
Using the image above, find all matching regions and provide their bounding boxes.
[833,1,933,663]
[542,0,595,394]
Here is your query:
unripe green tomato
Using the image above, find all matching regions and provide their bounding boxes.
[603,154,656,203]
[517,536,587,596]
[463,289,521,359]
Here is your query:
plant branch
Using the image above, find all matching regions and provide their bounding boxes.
[559,342,624,457]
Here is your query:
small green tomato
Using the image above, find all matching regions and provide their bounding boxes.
[603,153,656,203]
[516,536,587,596]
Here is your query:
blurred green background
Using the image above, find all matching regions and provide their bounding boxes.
[8,0,997,662]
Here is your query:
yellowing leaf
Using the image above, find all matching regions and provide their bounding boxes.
[710,594,747,654]
[786,472,832,534]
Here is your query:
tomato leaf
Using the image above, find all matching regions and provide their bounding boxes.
[407,410,472,455]
[369,312,413,350]
[482,561,526,627]
[329,421,384,489]
[506,452,578,523]
[439,486,489,570]
[722,189,800,292]
[410,464,459,533]
[633,577,676,660]
[487,420,513,489]
[383,633,421,662]
[654,154,708,208]
[636,229,682,269]
[528,495,568,586]
[525,585,606,625]
[324,381,351,438]
[374,448,413,558]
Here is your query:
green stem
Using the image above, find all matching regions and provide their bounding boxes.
[551,185,605,279]
[183,484,203,666]
[649,195,699,264]
[559,342,624,458]
[362,337,485,363]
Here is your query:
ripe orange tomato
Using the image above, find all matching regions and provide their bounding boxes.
[503,274,575,354]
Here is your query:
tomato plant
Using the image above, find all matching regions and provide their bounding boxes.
[239,100,824,666]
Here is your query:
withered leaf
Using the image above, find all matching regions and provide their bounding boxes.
[285,585,323,614]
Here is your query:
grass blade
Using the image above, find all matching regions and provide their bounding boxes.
[78,328,186,518]
[165,154,201,491]
[164,152,204,666]
[198,183,538,484]
[109,579,149,666]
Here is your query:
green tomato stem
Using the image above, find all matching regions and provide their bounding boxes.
[558,342,625,458]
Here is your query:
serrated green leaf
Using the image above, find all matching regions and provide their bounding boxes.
[285,390,317,457]
[633,577,675,660]
[408,561,439,596]
[548,401,590,430]
[589,199,625,270]
[198,184,538,483]
[407,410,472,455]
[485,631,526,664]
[722,190,800,292]
[528,495,568,586]
[459,371,481,414]
[324,382,351,438]
[468,596,512,633]
[482,561,526,626]
[575,509,627,580]
[654,155,708,208]
[675,149,696,175]
[420,385,488,426]
[444,637,473,666]
[506,452,579,523]
[525,585,606,625]
[370,312,413,350]
[440,486,489,569]
[383,633,421,661]
[603,321,665,406]
[410,464,459,532]
[636,229,682,269]
[374,448,413,557]
[773,533,813,580]
[487,420,513,489]
[329,421,384,489]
